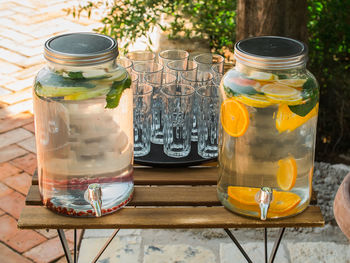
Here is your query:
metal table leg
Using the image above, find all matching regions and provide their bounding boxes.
[224,228,287,263]
[74,229,77,263]
[57,229,73,263]
[269,228,286,263]
[92,229,120,263]
[224,228,253,263]
[264,228,268,263]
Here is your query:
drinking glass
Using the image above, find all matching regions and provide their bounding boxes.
[194,53,224,73]
[166,60,198,83]
[196,85,219,158]
[212,63,223,86]
[126,50,155,64]
[133,84,153,157]
[133,62,163,83]
[117,57,133,74]
[130,72,139,92]
[145,72,177,144]
[161,84,195,158]
[180,70,213,141]
[158,49,189,70]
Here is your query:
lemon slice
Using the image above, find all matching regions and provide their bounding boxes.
[261,83,299,98]
[277,79,307,88]
[266,94,303,105]
[64,86,110,100]
[236,94,274,108]
[249,71,276,81]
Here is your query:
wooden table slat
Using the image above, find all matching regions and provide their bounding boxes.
[18,206,324,229]
[26,185,220,206]
[26,183,318,207]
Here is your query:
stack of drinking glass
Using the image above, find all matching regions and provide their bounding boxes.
[118,50,224,159]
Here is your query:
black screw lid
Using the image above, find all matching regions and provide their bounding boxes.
[44,32,119,66]
[234,36,308,69]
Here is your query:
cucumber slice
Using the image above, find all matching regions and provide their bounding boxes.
[36,85,91,97]
[61,70,111,80]
[82,69,110,79]
[35,73,95,97]
[64,86,111,101]
[102,70,127,82]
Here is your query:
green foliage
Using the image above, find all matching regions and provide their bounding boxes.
[307,0,350,157]
[66,0,236,53]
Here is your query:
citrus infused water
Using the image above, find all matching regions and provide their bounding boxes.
[217,67,319,219]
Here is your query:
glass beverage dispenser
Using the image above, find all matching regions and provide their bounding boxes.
[217,36,319,220]
[33,33,133,217]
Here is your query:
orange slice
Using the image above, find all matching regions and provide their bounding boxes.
[220,99,250,137]
[309,166,314,196]
[277,156,297,191]
[227,186,301,214]
[227,186,259,206]
[275,103,319,133]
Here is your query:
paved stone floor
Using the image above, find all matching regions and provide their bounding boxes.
[0,0,350,262]
[0,0,101,262]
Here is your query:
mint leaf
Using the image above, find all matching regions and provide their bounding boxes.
[67,71,85,79]
[224,84,262,97]
[234,84,262,95]
[105,76,131,109]
[223,85,237,98]
[288,78,319,117]
[277,74,288,79]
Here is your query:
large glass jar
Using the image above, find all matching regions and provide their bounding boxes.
[33,33,133,217]
[217,36,319,220]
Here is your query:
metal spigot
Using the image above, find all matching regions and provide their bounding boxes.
[256,187,273,221]
[87,184,102,217]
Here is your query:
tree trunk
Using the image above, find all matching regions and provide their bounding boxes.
[236,0,308,43]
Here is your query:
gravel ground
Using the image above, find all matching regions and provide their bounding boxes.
[313,162,350,224]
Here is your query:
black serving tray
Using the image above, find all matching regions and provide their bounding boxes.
[134,142,217,167]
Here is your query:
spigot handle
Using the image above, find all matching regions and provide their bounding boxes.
[88,184,102,217]
[256,187,273,221]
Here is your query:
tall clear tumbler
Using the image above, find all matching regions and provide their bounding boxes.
[166,60,198,84]
[117,57,133,74]
[180,71,213,141]
[194,53,224,72]
[133,84,153,157]
[161,84,195,158]
[133,62,163,83]
[145,72,177,144]
[126,50,155,64]
[158,49,189,70]
[196,85,219,158]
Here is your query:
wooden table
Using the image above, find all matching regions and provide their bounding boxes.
[18,166,324,263]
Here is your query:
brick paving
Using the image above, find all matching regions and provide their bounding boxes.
[0,0,102,261]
